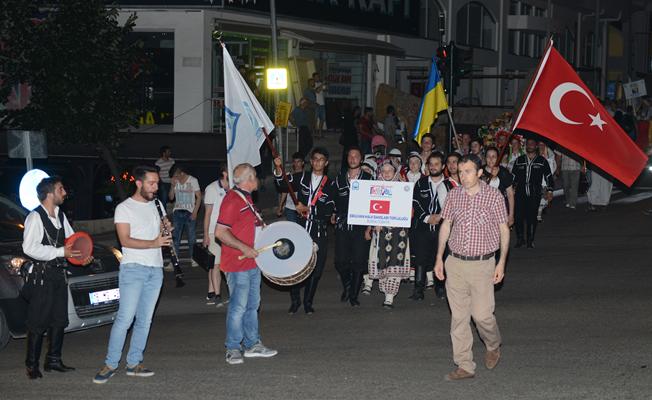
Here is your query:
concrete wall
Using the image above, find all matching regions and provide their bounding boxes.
[118,9,212,133]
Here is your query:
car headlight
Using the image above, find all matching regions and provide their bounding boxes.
[111,247,123,262]
[647,165,652,173]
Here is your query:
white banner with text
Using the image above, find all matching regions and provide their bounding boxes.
[347,179,414,228]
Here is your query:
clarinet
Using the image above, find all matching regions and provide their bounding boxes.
[154,199,185,285]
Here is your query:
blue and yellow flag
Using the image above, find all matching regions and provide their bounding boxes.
[412,58,448,144]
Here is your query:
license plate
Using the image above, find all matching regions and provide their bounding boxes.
[89,288,120,305]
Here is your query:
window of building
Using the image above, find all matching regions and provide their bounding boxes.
[582,32,594,67]
[564,29,576,65]
[520,3,532,16]
[534,7,546,17]
[129,32,174,126]
[419,0,443,40]
[456,1,496,50]
[509,1,520,15]
[508,30,519,55]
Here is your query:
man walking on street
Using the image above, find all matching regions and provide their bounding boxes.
[331,146,373,306]
[155,146,174,208]
[511,138,554,248]
[434,154,510,381]
[169,165,202,267]
[94,166,170,383]
[215,164,277,365]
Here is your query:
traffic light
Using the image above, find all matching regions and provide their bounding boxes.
[450,43,472,96]
[436,45,450,76]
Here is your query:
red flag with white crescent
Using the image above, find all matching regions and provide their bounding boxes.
[512,40,647,186]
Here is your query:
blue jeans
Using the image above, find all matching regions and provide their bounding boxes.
[225,268,261,350]
[104,264,163,369]
[173,210,196,260]
[284,207,299,223]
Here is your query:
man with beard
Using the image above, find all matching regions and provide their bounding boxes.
[274,147,335,314]
[22,176,91,379]
[331,147,373,306]
[511,138,554,248]
[94,166,171,383]
[410,152,448,300]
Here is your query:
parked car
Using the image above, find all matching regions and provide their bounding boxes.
[0,194,121,350]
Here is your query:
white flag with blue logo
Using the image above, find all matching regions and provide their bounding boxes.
[223,44,273,179]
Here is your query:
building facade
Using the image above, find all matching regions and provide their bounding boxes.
[114,0,652,133]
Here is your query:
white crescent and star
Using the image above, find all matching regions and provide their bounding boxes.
[549,82,607,132]
[372,202,383,211]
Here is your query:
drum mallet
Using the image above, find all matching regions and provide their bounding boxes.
[238,241,282,260]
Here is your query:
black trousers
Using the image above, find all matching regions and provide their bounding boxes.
[334,225,368,274]
[22,266,68,334]
[290,233,328,306]
[298,126,313,157]
[515,192,540,241]
[410,228,438,269]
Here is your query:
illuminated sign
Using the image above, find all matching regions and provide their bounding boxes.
[266,68,288,90]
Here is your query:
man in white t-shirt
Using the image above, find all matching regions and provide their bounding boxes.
[203,165,229,305]
[154,146,174,208]
[168,165,202,267]
[94,165,171,384]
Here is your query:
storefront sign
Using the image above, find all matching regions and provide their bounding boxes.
[347,179,414,228]
[275,101,292,127]
[327,67,352,96]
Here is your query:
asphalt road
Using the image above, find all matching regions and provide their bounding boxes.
[1,193,651,400]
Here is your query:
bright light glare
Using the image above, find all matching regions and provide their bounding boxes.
[266,68,288,90]
[19,169,49,210]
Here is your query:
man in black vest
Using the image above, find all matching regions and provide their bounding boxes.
[274,147,335,314]
[512,138,554,248]
[21,176,91,379]
[330,147,373,306]
[411,152,449,300]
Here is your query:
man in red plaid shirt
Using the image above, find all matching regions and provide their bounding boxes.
[434,154,510,381]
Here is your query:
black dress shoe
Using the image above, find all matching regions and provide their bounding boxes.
[526,241,535,249]
[349,298,360,307]
[26,367,43,379]
[408,292,424,301]
[304,305,315,314]
[44,360,75,372]
[288,303,300,314]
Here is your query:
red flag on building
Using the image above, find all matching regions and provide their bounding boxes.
[512,40,647,186]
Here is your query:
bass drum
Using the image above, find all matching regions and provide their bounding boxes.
[255,221,317,286]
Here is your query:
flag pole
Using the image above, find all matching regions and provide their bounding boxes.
[446,107,461,151]
[261,127,299,205]
[497,37,554,165]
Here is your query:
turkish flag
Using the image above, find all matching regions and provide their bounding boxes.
[369,200,390,214]
[512,42,647,186]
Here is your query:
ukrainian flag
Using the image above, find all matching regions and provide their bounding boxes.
[412,58,449,145]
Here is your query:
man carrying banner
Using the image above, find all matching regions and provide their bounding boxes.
[331,146,373,307]
[273,147,335,314]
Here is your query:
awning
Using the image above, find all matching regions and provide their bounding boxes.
[217,22,405,58]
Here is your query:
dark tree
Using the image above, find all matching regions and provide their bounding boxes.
[1,0,142,200]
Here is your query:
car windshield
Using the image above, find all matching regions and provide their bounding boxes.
[0,196,27,242]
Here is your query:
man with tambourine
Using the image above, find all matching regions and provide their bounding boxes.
[21,176,93,379]
[273,147,336,314]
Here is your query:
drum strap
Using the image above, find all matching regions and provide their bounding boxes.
[309,175,328,207]
[233,189,265,225]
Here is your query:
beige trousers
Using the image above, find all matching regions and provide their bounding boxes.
[444,256,501,373]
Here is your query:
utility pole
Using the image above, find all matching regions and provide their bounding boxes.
[270,0,283,161]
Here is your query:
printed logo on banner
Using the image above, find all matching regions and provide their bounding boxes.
[369,185,392,198]
[352,181,360,191]
[369,200,390,214]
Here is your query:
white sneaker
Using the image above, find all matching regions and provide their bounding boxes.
[225,349,244,365]
[244,342,278,358]
[191,260,200,268]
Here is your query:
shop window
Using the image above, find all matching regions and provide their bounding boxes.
[129,32,174,126]
[509,1,520,16]
[582,32,594,67]
[508,30,519,55]
[456,2,496,50]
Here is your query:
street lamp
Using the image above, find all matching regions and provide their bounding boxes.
[266,68,288,90]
